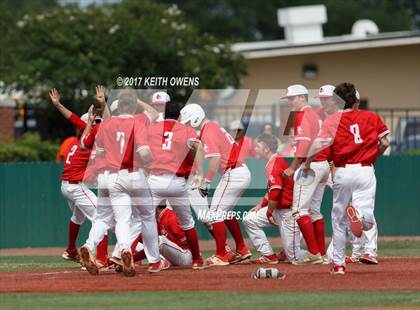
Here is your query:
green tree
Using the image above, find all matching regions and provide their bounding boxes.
[2,0,245,139]
[156,0,415,41]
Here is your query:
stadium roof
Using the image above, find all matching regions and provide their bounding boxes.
[232,30,420,59]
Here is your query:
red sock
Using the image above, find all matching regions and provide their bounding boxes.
[184,228,201,260]
[212,222,227,257]
[225,218,247,252]
[207,228,215,239]
[67,221,80,252]
[297,215,320,255]
[133,249,146,263]
[313,219,326,256]
[96,235,108,263]
[130,234,142,253]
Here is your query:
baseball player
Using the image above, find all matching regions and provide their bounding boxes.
[80,89,159,269]
[323,90,379,265]
[303,82,389,274]
[132,205,194,268]
[243,133,305,264]
[80,90,161,277]
[180,104,251,266]
[49,88,109,268]
[282,84,330,265]
[145,102,207,269]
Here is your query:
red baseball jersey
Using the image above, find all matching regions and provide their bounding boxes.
[294,106,328,161]
[146,119,199,176]
[317,109,389,167]
[265,154,294,208]
[95,115,149,171]
[61,113,91,182]
[158,208,188,249]
[200,121,241,174]
[237,135,256,163]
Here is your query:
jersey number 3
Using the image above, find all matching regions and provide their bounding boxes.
[162,131,174,150]
[350,124,363,144]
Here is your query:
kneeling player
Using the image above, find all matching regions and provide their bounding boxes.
[131,205,193,268]
[243,134,305,264]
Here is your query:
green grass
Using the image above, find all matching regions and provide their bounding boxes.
[0,256,76,272]
[0,240,418,272]
[377,240,420,257]
[0,291,419,310]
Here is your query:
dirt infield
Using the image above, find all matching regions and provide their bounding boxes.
[0,258,419,293]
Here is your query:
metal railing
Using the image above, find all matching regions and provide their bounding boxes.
[210,105,420,152]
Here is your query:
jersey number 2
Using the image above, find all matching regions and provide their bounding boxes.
[65,145,78,164]
[350,124,363,144]
[162,131,173,150]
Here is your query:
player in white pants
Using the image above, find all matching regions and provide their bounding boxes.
[61,181,96,229]
[243,133,305,264]
[81,91,161,277]
[180,103,251,266]
[303,82,389,274]
[282,85,330,265]
[131,206,194,267]
[146,102,207,269]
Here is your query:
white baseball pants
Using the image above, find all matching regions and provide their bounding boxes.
[243,206,305,262]
[159,235,192,266]
[85,170,160,263]
[326,219,378,261]
[61,181,96,225]
[292,160,330,221]
[331,164,377,265]
[148,174,195,230]
[209,165,251,223]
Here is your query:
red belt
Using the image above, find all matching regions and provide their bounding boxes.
[335,163,372,168]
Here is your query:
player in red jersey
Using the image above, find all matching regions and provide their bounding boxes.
[145,102,207,269]
[80,90,160,277]
[180,104,251,266]
[303,82,390,275]
[49,88,108,268]
[80,89,159,266]
[243,133,305,264]
[131,205,194,268]
[281,85,330,265]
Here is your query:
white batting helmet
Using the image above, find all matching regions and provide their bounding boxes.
[152,91,170,105]
[179,103,205,128]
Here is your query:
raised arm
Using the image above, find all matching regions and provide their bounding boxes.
[49,88,72,119]
[137,99,159,122]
